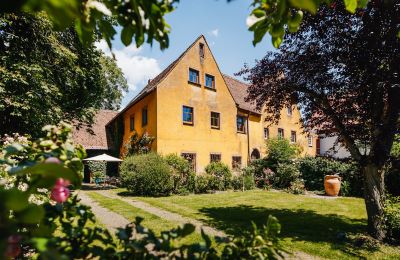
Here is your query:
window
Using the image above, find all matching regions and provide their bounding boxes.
[182,106,194,125]
[287,106,293,116]
[199,43,205,59]
[205,74,215,89]
[308,136,313,147]
[130,116,135,131]
[189,68,199,84]
[182,153,196,172]
[211,112,220,129]
[264,128,269,139]
[278,128,284,139]
[142,107,148,126]
[237,115,246,133]
[210,153,221,163]
[232,156,242,170]
[291,131,297,143]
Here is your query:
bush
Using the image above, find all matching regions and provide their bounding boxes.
[384,196,400,241]
[165,154,196,194]
[194,174,211,194]
[298,156,362,196]
[274,163,301,189]
[232,168,256,191]
[120,153,173,196]
[87,161,106,175]
[265,138,301,171]
[288,179,305,194]
[204,161,232,190]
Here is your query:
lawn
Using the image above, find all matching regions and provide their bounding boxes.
[109,189,400,259]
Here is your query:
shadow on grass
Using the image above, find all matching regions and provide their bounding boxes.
[198,205,371,256]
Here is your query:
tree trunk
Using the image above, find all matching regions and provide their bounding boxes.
[362,163,386,240]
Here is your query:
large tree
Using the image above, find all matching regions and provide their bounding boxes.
[0,13,128,137]
[239,1,400,240]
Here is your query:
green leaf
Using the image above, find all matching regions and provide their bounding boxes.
[344,0,358,13]
[18,204,45,224]
[4,143,24,157]
[31,238,48,252]
[358,0,369,8]
[272,36,283,48]
[288,10,303,32]
[9,163,81,188]
[121,26,134,46]
[289,0,318,14]
[5,189,29,212]
[252,9,266,18]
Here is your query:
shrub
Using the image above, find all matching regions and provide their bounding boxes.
[120,153,173,196]
[298,156,362,196]
[87,160,106,175]
[232,169,256,191]
[204,161,232,190]
[274,163,301,189]
[164,154,195,194]
[124,131,155,156]
[194,174,211,194]
[384,196,400,241]
[288,179,305,194]
[265,138,301,171]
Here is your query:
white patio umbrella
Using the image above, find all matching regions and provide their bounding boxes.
[83,153,123,162]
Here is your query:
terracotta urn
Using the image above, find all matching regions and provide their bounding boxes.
[324,175,341,196]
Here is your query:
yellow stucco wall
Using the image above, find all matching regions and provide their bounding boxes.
[120,91,157,157]
[119,36,315,171]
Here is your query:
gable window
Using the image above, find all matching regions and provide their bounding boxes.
[308,136,313,147]
[182,106,194,125]
[237,115,246,133]
[205,74,215,89]
[182,153,196,172]
[130,115,135,132]
[287,106,293,116]
[278,128,284,139]
[264,128,269,139]
[142,107,148,126]
[189,68,199,84]
[291,131,297,143]
[210,153,221,163]
[232,156,242,170]
[199,43,205,59]
[211,112,220,129]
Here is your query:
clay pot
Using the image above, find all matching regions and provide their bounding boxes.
[324,175,341,196]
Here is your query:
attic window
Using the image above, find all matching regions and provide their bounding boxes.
[199,43,205,59]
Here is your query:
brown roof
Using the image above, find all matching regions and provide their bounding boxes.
[223,74,260,114]
[72,110,118,150]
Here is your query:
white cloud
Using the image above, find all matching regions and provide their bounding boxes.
[95,40,161,92]
[209,29,219,37]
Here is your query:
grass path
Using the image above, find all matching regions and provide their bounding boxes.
[94,189,226,237]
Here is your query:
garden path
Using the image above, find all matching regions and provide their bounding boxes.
[90,189,226,237]
[78,191,130,232]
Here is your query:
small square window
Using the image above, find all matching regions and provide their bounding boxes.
[182,153,196,172]
[205,74,215,89]
[211,112,220,129]
[308,136,313,147]
[130,116,135,132]
[287,106,293,116]
[183,106,194,125]
[278,128,284,139]
[210,153,221,163]
[237,116,246,133]
[291,131,297,143]
[232,156,242,170]
[264,128,269,139]
[142,107,148,126]
[189,68,199,84]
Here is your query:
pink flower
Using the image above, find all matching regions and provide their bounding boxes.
[50,178,70,203]
[45,157,61,164]
[5,235,21,258]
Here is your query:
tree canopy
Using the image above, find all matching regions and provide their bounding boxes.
[239,1,400,239]
[0,13,128,137]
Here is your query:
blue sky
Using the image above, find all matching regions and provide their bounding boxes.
[99,0,275,109]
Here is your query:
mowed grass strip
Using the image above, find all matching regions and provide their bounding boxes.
[117,189,400,260]
[85,191,204,245]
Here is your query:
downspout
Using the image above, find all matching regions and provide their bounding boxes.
[246,112,250,164]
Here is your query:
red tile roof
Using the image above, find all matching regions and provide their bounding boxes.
[72,110,118,150]
[223,74,261,114]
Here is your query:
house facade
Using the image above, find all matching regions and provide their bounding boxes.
[106,35,316,172]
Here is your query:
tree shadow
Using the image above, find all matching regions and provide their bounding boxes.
[198,205,372,255]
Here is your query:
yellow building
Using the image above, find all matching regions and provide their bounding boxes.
[107,35,315,172]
